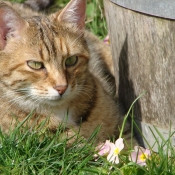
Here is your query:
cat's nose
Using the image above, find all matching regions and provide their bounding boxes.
[54,85,68,95]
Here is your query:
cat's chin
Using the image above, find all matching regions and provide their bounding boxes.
[44,98,66,106]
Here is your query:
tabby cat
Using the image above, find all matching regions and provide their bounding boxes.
[0,0,133,144]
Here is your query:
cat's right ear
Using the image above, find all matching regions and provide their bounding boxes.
[0,2,27,50]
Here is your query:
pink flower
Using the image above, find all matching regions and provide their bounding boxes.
[103,35,110,45]
[95,140,113,157]
[94,138,124,164]
[129,146,151,166]
[107,138,124,164]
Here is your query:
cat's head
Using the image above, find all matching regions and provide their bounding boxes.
[0,0,91,108]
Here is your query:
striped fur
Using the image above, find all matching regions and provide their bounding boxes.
[0,0,135,145]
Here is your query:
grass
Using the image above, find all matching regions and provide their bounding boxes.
[1,109,175,174]
[1,0,175,174]
[0,117,100,174]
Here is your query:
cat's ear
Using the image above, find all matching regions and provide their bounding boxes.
[53,0,86,30]
[0,2,27,50]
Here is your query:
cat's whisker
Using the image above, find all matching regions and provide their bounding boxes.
[0,93,14,101]
[0,92,21,106]
[72,91,87,101]
[0,96,28,118]
[90,60,106,74]
[93,68,105,77]
[1,93,40,114]
[76,84,93,90]
[7,95,30,108]
[26,94,45,107]
[33,96,44,107]
[102,75,115,88]
[77,91,89,100]
[76,81,96,89]
[76,86,93,93]
[74,86,93,100]
[76,85,96,91]
[90,60,101,72]
[16,89,50,106]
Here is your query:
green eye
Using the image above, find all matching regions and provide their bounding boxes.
[65,56,78,67]
[27,61,44,70]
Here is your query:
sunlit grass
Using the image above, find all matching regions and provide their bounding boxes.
[1,109,175,174]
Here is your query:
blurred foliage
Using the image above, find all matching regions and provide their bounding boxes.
[8,0,108,38]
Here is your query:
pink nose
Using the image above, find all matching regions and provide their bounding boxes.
[54,85,68,95]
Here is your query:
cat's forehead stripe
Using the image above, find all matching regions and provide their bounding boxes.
[30,17,57,61]
[34,18,71,62]
[29,17,86,63]
[58,36,70,57]
[39,21,55,61]
[39,27,51,60]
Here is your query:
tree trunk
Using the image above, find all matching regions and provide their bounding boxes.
[104,0,175,150]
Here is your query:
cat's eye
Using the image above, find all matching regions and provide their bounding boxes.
[65,56,78,67]
[27,61,45,70]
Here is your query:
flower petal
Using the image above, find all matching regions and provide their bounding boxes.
[130,146,151,166]
[107,152,114,162]
[144,149,151,156]
[129,151,138,162]
[114,155,119,164]
[95,140,113,156]
[115,138,124,151]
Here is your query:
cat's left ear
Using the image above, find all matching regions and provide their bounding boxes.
[52,0,86,30]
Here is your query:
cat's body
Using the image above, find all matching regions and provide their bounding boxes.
[0,0,132,143]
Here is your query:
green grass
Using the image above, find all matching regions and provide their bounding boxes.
[0,117,100,174]
[1,111,175,174]
[1,0,175,174]
[0,97,175,174]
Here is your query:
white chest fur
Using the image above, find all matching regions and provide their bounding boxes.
[52,105,75,125]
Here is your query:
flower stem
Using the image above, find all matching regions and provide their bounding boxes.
[119,91,146,138]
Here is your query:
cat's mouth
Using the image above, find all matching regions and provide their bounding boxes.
[18,86,70,107]
[30,87,63,100]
